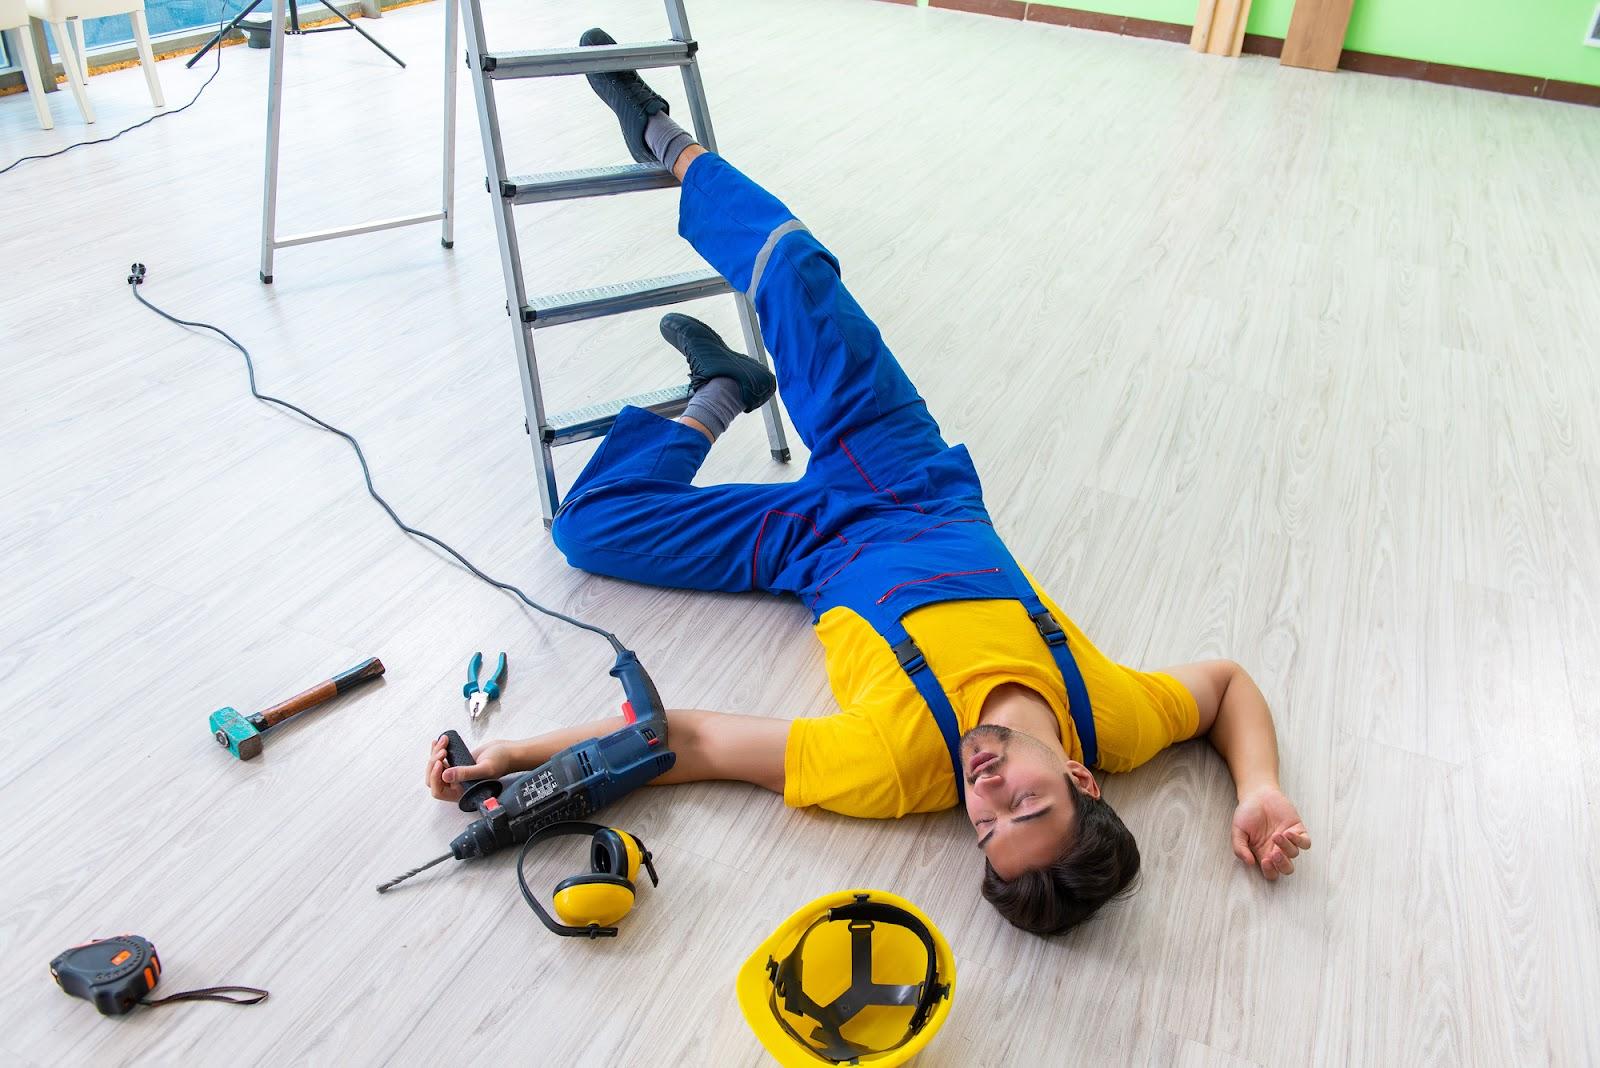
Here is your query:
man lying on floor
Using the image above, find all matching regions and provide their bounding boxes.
[425,28,1312,935]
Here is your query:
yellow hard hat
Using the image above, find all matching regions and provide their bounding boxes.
[736,889,956,1066]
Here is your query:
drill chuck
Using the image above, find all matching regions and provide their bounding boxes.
[449,817,502,860]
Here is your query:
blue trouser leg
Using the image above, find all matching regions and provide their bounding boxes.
[551,406,839,594]
[678,154,953,495]
[553,153,983,595]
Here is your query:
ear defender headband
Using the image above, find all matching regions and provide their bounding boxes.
[515,821,659,938]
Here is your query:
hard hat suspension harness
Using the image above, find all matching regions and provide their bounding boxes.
[765,899,950,1064]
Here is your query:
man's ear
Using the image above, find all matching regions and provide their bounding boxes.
[1065,761,1101,799]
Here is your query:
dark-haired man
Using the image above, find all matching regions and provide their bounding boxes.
[425,30,1311,934]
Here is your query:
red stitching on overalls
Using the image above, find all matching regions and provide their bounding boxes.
[899,518,993,543]
[751,510,846,588]
[837,437,926,514]
[875,567,1001,605]
[807,545,866,610]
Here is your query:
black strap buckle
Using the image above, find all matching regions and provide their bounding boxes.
[892,636,927,675]
[1031,610,1067,647]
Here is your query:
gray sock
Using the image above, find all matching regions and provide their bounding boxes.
[644,110,695,173]
[680,377,745,441]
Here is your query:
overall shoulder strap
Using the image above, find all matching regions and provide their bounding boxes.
[878,617,967,804]
[973,547,1099,767]
[1020,601,1098,768]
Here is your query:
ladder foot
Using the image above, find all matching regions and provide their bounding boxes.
[260,272,273,285]
[441,239,454,249]
[772,448,791,463]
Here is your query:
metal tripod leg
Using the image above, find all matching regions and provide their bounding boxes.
[663,0,791,463]
[300,0,405,68]
[187,0,266,68]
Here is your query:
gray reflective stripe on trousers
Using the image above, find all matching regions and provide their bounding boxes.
[746,219,809,301]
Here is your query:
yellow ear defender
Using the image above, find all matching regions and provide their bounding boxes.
[515,822,658,938]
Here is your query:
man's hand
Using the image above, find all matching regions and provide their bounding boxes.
[424,735,524,803]
[1230,784,1311,881]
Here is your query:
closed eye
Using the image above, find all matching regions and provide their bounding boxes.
[977,804,1055,851]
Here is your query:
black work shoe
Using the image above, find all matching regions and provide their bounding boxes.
[660,313,778,413]
[580,27,670,165]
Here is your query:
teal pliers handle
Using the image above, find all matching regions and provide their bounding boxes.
[483,652,507,700]
[463,652,509,700]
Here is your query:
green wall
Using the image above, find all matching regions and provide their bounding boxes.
[1021,0,1600,86]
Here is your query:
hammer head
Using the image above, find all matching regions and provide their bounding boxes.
[209,707,263,760]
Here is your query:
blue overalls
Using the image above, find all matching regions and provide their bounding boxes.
[551,152,1097,801]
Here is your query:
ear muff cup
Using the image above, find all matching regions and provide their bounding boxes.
[590,828,641,883]
[551,873,635,927]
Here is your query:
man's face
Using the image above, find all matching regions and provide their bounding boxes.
[960,724,1078,880]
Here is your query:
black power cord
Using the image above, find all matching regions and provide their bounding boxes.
[0,3,232,177]
[126,263,629,656]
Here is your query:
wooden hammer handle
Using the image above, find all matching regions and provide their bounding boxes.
[256,657,386,729]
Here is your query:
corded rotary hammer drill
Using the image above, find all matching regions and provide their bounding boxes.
[376,650,676,892]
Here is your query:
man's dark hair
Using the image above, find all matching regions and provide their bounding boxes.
[980,777,1140,935]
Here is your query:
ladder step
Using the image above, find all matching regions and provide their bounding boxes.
[501,163,676,206]
[522,269,731,328]
[543,385,693,446]
[482,40,696,80]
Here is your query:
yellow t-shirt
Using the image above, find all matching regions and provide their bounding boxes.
[782,579,1198,818]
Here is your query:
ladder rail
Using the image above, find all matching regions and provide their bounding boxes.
[665,0,792,461]
[457,0,561,520]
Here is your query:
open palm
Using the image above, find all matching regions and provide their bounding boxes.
[1231,785,1311,881]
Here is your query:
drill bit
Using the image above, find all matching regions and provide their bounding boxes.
[376,853,452,893]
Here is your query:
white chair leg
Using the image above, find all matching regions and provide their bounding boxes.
[11,27,53,130]
[70,17,87,80]
[130,9,163,107]
[51,18,94,123]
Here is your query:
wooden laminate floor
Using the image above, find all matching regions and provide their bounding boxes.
[2,0,1597,1063]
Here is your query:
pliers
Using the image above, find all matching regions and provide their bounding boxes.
[463,651,508,719]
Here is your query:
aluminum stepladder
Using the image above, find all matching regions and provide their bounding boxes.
[456,0,791,528]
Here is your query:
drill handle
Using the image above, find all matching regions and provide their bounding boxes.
[440,730,504,813]
[609,650,666,735]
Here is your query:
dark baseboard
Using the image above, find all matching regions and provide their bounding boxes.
[1240,33,1284,58]
[885,0,1600,108]
[1025,4,1190,43]
[930,0,1028,18]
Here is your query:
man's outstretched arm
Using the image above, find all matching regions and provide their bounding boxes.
[1164,660,1312,882]
[426,709,789,803]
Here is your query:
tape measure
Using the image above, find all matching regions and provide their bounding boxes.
[49,935,268,1016]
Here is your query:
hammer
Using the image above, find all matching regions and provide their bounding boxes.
[209,657,385,759]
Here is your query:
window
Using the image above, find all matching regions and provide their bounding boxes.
[54,0,236,55]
